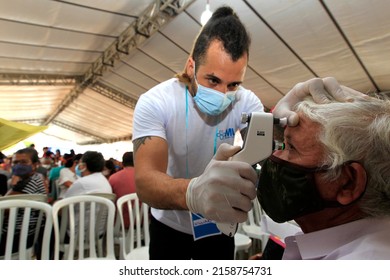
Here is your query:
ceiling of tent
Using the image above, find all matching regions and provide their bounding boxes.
[1,0,389,145]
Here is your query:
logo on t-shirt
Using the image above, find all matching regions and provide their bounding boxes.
[216,128,235,140]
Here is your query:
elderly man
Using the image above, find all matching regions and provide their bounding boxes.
[257,93,390,259]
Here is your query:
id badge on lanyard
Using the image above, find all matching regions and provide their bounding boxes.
[190,213,221,240]
[185,87,221,240]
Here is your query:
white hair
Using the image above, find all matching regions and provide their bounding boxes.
[295,95,390,217]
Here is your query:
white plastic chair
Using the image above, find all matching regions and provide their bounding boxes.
[52,195,116,260]
[116,193,149,260]
[242,198,270,252]
[113,210,122,259]
[234,230,252,260]
[88,192,116,202]
[0,194,48,202]
[0,199,53,260]
[87,192,116,256]
[260,214,302,244]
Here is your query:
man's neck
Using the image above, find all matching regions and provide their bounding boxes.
[295,204,365,233]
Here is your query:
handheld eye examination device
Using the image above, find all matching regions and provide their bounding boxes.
[217,112,287,237]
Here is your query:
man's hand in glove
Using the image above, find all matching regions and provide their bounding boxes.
[273,77,367,126]
[186,143,257,223]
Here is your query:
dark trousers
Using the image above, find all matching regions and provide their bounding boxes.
[149,215,234,260]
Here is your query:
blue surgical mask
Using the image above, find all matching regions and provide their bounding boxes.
[192,64,236,116]
[12,164,33,177]
[75,164,85,177]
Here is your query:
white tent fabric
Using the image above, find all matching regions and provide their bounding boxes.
[1,0,389,145]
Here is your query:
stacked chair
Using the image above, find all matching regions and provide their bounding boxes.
[116,193,150,260]
[51,195,116,260]
[0,194,52,260]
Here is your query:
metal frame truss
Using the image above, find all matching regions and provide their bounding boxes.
[43,0,195,132]
[91,82,138,109]
[0,73,80,86]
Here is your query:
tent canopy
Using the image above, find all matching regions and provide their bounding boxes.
[1,0,389,145]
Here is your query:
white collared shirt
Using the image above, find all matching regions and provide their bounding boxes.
[283,217,390,260]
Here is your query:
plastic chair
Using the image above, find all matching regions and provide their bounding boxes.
[0,194,47,202]
[87,192,116,256]
[0,199,53,260]
[260,214,302,244]
[88,192,116,202]
[242,198,270,252]
[116,193,149,260]
[113,210,122,259]
[52,195,116,260]
[234,230,252,260]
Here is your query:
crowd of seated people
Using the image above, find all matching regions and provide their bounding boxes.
[0,144,137,259]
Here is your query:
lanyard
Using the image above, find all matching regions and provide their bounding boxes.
[185,87,218,178]
[185,87,189,179]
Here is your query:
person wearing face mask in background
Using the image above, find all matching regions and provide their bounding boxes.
[6,148,47,197]
[1,148,47,256]
[103,159,117,180]
[56,153,83,200]
[63,151,112,199]
[132,5,362,260]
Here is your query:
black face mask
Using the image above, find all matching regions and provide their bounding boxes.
[257,155,336,223]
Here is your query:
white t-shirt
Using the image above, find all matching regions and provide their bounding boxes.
[132,78,264,234]
[57,167,78,198]
[64,172,112,198]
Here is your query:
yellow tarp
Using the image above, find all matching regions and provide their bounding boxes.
[0,118,48,150]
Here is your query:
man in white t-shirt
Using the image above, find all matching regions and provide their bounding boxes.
[133,6,262,259]
[63,151,112,239]
[64,151,112,198]
[132,5,362,260]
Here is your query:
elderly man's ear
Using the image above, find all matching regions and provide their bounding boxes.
[336,162,367,205]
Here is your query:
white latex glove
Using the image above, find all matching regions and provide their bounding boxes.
[186,143,257,223]
[273,77,367,126]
